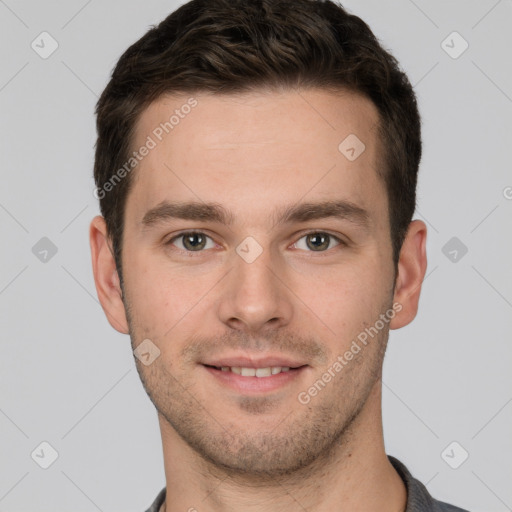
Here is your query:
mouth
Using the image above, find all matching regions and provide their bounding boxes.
[203,364,303,377]
[200,360,309,394]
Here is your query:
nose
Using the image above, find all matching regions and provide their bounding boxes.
[215,242,294,334]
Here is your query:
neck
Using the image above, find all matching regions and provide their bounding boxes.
[157,382,406,512]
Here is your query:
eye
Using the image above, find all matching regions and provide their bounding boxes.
[167,231,216,252]
[292,232,342,252]
[166,230,344,254]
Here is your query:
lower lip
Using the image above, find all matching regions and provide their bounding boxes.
[201,365,308,394]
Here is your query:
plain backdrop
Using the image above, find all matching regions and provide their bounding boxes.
[1,1,511,511]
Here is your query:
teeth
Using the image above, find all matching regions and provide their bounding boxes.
[217,366,294,377]
[255,367,272,377]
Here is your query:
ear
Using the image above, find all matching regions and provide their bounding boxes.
[89,215,130,334]
[389,220,428,330]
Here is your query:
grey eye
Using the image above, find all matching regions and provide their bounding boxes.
[170,232,215,251]
[294,233,341,252]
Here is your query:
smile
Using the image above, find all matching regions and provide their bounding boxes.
[207,365,292,377]
[202,364,308,394]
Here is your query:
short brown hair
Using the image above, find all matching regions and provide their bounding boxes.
[94,0,421,287]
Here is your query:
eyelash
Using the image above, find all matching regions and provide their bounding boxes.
[165,230,346,256]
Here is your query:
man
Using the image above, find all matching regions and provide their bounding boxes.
[89,1,469,510]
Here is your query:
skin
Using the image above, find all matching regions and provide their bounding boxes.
[90,88,427,512]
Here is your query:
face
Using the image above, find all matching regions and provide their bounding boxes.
[94,88,419,479]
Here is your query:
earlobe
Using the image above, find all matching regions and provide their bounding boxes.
[89,215,130,334]
[389,220,428,330]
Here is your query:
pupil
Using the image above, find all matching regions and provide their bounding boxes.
[184,233,205,251]
[307,233,329,251]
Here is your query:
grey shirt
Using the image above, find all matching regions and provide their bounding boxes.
[144,455,469,511]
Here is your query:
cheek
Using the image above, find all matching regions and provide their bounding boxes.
[123,253,182,328]
[124,250,223,342]
[291,255,392,337]
[291,271,366,334]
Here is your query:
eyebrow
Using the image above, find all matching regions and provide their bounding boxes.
[141,199,370,230]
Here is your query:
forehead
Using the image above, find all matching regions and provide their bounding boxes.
[126,88,385,228]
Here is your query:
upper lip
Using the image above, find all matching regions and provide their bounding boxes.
[201,355,308,369]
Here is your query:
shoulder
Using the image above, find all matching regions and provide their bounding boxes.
[433,500,470,512]
[388,455,470,512]
[144,486,166,512]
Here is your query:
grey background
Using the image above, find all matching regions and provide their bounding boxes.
[1,1,511,511]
